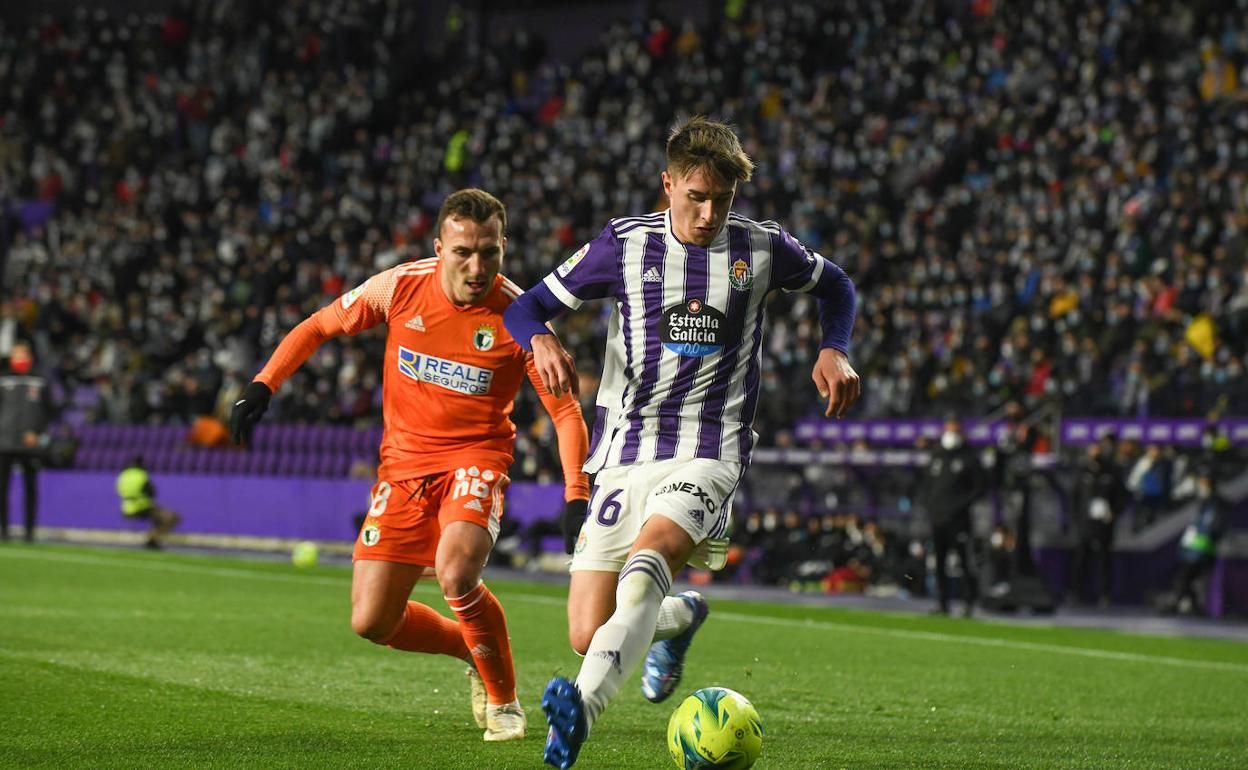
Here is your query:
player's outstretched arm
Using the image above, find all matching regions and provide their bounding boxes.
[768,225,860,419]
[229,310,338,445]
[526,354,592,552]
[232,271,393,445]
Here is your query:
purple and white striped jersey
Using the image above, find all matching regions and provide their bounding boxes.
[541,208,843,474]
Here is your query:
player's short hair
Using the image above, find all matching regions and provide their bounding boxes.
[436,188,507,238]
[666,116,754,184]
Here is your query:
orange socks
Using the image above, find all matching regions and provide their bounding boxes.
[447,582,516,705]
[373,586,516,706]
[379,601,470,660]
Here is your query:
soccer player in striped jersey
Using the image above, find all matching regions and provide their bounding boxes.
[229,189,591,743]
[504,117,860,768]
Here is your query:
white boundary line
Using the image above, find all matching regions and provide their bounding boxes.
[4,548,1247,675]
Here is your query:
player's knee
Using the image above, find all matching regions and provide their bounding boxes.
[568,625,595,656]
[437,563,481,599]
[350,604,395,643]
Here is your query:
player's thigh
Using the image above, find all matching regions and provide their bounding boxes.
[434,463,510,595]
[632,514,697,575]
[641,458,743,559]
[566,569,619,653]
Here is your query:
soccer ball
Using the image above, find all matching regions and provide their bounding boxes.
[291,541,319,568]
[667,687,763,769]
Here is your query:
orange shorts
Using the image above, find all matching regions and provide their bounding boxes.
[352,464,510,567]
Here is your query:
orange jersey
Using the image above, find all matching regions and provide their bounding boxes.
[255,257,589,497]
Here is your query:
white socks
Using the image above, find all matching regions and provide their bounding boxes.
[653,595,695,641]
[576,550,672,727]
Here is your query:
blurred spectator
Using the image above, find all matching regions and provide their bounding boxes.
[1069,435,1126,606]
[1164,468,1226,616]
[115,455,181,549]
[0,343,54,541]
[986,523,1017,586]
[1125,444,1173,529]
[921,417,984,616]
[1198,422,1235,482]
[0,0,1244,491]
[186,414,231,448]
[991,400,1041,571]
[752,507,786,585]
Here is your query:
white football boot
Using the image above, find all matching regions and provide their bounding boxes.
[483,700,527,742]
[466,667,487,729]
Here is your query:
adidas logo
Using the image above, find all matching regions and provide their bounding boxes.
[405,315,426,332]
[465,498,485,512]
[642,266,662,283]
[470,643,494,659]
[594,649,622,674]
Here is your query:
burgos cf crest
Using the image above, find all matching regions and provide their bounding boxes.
[473,323,496,351]
[728,259,753,291]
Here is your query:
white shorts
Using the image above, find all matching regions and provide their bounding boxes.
[570,457,743,573]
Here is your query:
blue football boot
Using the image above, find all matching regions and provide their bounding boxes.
[542,676,588,769]
[641,590,709,703]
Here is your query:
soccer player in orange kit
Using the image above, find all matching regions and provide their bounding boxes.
[229,189,590,742]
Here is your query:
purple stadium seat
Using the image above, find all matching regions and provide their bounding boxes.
[76,424,101,447]
[158,425,184,449]
[276,425,294,450]
[75,447,98,470]
[261,451,282,476]
[244,451,262,475]
[310,426,329,452]
[275,449,297,474]
[221,451,246,474]
[149,450,170,473]
[247,425,269,450]
[290,449,312,474]
[203,451,225,474]
[187,449,209,473]
[271,453,292,476]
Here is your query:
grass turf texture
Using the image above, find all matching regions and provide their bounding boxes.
[1,544,1245,769]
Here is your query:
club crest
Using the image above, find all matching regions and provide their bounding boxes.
[729,259,753,291]
[473,323,496,351]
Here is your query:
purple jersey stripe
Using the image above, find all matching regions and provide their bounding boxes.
[655,242,709,460]
[697,225,754,458]
[735,234,773,462]
[620,231,668,464]
[586,404,609,461]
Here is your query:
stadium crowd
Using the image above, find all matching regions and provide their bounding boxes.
[3,0,1248,483]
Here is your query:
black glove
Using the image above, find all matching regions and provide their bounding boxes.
[229,381,273,445]
[561,498,589,554]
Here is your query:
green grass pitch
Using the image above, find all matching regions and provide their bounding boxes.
[2,544,1245,769]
